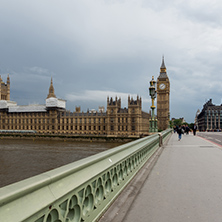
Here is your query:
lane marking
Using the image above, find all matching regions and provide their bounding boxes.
[215,139,221,142]
[197,136,222,149]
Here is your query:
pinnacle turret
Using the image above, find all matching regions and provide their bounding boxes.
[47,77,56,98]
[7,74,10,84]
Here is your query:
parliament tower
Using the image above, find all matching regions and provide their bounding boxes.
[0,74,10,101]
[157,57,170,130]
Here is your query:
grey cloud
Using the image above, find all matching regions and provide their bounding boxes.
[1,0,222,123]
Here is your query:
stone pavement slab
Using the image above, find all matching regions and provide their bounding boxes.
[122,133,222,222]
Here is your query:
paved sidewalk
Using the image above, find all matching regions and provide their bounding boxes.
[122,133,222,222]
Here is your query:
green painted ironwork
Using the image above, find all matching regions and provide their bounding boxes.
[0,129,172,222]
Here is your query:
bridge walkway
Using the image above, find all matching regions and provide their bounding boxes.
[100,132,222,222]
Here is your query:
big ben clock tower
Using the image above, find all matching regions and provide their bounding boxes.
[157,56,170,130]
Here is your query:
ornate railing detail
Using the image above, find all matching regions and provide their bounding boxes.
[0,129,172,222]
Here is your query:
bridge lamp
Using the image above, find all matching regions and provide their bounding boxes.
[149,76,158,132]
[149,77,156,100]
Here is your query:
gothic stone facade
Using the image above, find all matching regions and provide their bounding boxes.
[0,74,10,100]
[197,99,222,132]
[0,76,150,137]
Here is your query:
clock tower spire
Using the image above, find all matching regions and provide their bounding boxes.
[156,56,170,130]
[160,56,167,73]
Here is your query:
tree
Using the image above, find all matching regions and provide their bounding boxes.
[189,123,194,129]
[173,119,183,126]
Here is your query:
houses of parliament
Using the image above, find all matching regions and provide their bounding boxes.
[0,58,170,137]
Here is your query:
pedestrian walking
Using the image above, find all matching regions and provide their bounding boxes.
[185,124,190,135]
[177,125,182,141]
[173,125,177,133]
[193,124,197,136]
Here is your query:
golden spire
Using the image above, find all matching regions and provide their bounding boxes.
[47,77,56,98]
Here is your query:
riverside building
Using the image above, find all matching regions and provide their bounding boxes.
[196,99,222,131]
[0,75,150,137]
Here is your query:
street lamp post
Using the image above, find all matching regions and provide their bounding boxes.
[149,76,158,132]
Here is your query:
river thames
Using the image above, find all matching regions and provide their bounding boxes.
[0,138,123,188]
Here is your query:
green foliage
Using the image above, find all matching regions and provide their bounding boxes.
[172,119,194,128]
[189,123,194,129]
[173,119,183,126]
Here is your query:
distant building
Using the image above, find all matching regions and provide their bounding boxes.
[171,117,186,124]
[197,99,222,131]
[194,109,200,129]
[0,75,150,137]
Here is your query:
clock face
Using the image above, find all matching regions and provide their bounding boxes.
[159,83,166,90]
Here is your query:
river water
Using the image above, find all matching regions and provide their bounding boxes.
[0,138,123,188]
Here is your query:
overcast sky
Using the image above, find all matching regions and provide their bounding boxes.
[1,0,222,123]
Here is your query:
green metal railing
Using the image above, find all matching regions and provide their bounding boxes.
[0,129,172,222]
